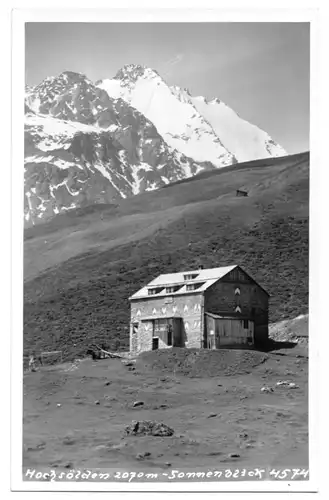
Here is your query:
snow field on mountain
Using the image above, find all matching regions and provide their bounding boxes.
[98,76,234,167]
[191,96,286,162]
[98,66,286,167]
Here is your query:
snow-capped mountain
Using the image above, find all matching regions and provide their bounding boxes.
[97,64,286,165]
[24,65,286,226]
[24,71,207,226]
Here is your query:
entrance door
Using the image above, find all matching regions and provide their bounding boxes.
[172,318,182,347]
[152,337,159,350]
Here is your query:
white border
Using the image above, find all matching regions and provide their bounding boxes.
[10,4,324,495]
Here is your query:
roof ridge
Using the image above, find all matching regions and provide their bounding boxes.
[157,265,237,276]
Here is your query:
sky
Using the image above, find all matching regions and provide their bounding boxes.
[25,22,310,154]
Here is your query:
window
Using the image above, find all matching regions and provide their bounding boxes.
[165,285,181,294]
[243,319,249,329]
[154,319,168,331]
[184,273,199,281]
[186,282,205,291]
[148,287,163,295]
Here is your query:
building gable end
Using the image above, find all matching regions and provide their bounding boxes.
[212,265,269,296]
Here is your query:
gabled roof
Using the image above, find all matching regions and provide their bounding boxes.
[129,265,237,300]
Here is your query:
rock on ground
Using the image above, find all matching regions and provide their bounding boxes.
[124,420,174,437]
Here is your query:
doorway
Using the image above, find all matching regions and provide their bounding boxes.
[152,337,159,350]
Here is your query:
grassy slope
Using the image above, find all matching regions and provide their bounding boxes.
[24,152,309,359]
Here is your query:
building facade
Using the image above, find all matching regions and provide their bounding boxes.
[129,265,269,353]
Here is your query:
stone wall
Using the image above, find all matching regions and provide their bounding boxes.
[130,293,204,353]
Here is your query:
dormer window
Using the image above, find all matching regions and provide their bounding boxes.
[148,287,163,296]
[184,273,199,281]
[165,285,181,294]
[186,282,205,291]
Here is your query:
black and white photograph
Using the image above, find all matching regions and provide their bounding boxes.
[9,6,321,494]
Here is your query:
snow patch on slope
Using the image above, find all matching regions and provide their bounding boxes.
[191,97,286,162]
[26,113,120,140]
[25,154,81,170]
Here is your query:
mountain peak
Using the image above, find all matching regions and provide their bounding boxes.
[32,71,90,95]
[57,71,92,86]
[114,64,160,82]
[59,70,87,80]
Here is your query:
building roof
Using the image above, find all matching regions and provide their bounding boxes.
[129,265,237,300]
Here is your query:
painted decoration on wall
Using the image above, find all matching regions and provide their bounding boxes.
[193,320,201,329]
[172,306,177,314]
[136,309,141,317]
[184,321,190,331]
[184,305,189,313]
[235,288,241,295]
[161,307,167,315]
[152,308,157,315]
[194,303,201,312]
[235,306,242,313]
[144,322,150,331]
